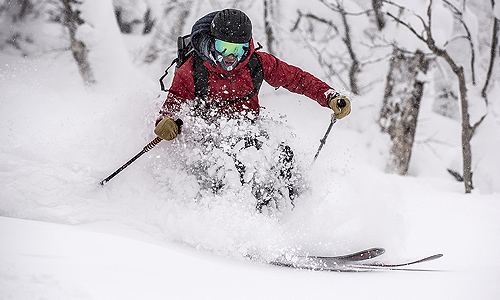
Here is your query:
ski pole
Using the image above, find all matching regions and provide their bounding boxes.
[99,119,183,186]
[312,98,346,163]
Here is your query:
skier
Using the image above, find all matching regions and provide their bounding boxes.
[154,9,351,210]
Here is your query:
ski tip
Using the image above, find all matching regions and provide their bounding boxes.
[365,253,444,268]
[328,247,386,261]
[364,247,386,259]
[360,247,386,258]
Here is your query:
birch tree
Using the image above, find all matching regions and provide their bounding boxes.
[385,0,493,193]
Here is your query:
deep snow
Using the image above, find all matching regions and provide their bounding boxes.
[1,1,500,299]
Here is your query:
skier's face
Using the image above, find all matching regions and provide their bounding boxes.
[213,39,249,71]
[223,54,237,66]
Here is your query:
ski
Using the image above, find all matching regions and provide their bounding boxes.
[269,249,443,272]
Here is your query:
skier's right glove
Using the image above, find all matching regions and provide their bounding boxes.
[327,91,351,119]
[154,117,182,141]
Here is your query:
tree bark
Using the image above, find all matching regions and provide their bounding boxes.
[379,49,429,175]
[457,66,474,192]
[263,0,277,55]
[60,0,95,86]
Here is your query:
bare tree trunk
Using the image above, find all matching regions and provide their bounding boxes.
[263,0,276,55]
[379,49,429,175]
[456,67,474,191]
[372,0,385,30]
[60,0,95,86]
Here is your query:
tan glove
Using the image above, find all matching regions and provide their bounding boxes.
[154,117,182,141]
[327,92,351,119]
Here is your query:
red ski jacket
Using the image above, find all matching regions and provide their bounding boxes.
[158,41,334,122]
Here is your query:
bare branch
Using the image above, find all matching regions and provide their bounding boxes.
[382,0,405,11]
[290,10,302,32]
[298,2,361,94]
[318,0,371,16]
[481,17,499,100]
[337,4,361,94]
[443,0,477,85]
[427,0,433,36]
[307,42,349,88]
[291,10,339,33]
[386,12,426,42]
[472,114,487,133]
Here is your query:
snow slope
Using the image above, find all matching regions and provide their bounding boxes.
[1,1,500,299]
[1,194,499,300]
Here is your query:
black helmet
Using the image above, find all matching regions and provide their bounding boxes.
[211,9,252,43]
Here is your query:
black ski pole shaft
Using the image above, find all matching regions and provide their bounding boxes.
[313,114,337,163]
[99,137,162,186]
[99,119,183,186]
[312,98,346,163]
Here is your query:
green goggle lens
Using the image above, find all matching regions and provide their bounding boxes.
[214,39,249,58]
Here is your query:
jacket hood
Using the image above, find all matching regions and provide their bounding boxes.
[190,11,218,65]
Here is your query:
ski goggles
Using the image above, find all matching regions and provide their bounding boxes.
[214,39,249,58]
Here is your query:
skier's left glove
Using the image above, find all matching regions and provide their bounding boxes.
[154,117,182,141]
[326,91,351,119]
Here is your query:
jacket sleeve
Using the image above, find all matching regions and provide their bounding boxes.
[256,52,334,107]
[156,58,196,124]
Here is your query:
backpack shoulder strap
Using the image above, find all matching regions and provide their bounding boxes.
[247,52,264,95]
[193,52,264,110]
[214,52,263,107]
[193,53,209,109]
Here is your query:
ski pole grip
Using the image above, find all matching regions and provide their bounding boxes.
[337,98,346,109]
[175,119,183,128]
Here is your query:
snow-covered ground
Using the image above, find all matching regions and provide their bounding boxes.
[1,2,500,299]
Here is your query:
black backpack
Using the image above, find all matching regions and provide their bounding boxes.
[159,35,264,109]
